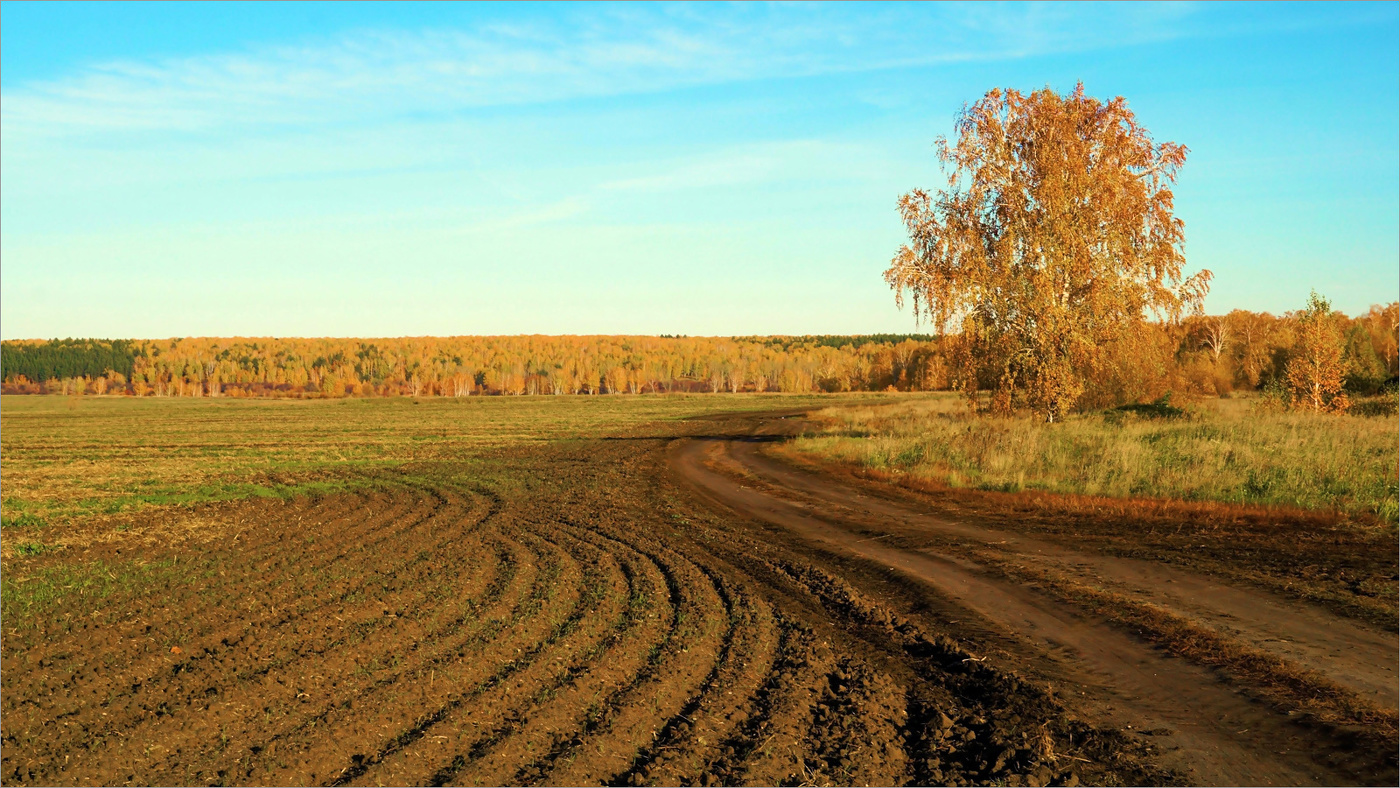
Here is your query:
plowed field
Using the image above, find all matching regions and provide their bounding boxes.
[2,397,1394,786]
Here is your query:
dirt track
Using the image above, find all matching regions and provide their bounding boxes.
[671,414,1398,786]
[2,409,1394,786]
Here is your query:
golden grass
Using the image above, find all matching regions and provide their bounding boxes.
[792,393,1400,523]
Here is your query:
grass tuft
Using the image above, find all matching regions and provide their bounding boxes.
[793,394,1399,523]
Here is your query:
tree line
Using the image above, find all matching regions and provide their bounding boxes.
[0,334,942,399]
[2,306,1394,407]
[0,339,138,385]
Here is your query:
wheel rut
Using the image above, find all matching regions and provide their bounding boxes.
[670,431,1396,787]
[732,435,1397,708]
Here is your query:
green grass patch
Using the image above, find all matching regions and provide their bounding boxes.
[1,510,48,529]
[0,558,180,630]
[9,542,57,557]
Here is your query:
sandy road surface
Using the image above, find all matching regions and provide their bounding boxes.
[670,417,1398,787]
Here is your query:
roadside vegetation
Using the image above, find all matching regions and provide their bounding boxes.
[789,392,1399,523]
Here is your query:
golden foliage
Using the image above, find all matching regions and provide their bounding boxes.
[886,84,1211,421]
[1364,303,1399,377]
[2,335,951,399]
[2,305,1394,411]
[1285,292,1350,413]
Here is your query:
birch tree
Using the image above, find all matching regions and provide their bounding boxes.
[886,84,1212,420]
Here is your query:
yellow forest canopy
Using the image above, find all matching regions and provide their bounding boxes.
[1,308,1395,405]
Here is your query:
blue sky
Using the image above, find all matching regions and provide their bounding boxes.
[2,1,1396,339]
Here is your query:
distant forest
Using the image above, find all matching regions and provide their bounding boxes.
[2,306,1395,405]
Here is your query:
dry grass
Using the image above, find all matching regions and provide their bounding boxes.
[792,393,1400,523]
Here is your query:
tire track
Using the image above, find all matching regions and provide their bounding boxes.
[672,432,1394,786]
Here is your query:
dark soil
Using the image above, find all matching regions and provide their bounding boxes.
[2,409,1389,786]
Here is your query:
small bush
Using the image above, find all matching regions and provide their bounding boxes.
[1114,393,1186,420]
[1255,377,1291,413]
[1351,391,1400,419]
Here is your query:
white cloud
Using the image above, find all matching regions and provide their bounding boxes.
[1,3,1211,138]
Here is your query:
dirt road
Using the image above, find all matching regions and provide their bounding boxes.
[670,416,1398,786]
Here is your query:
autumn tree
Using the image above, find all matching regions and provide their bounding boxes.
[1196,316,1230,363]
[1362,302,1399,378]
[886,84,1211,421]
[46,324,1400,402]
[1285,291,1349,413]
[1225,309,1278,387]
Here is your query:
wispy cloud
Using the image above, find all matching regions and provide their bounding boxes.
[4,2,1396,338]
[1,3,1209,138]
[600,139,888,193]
